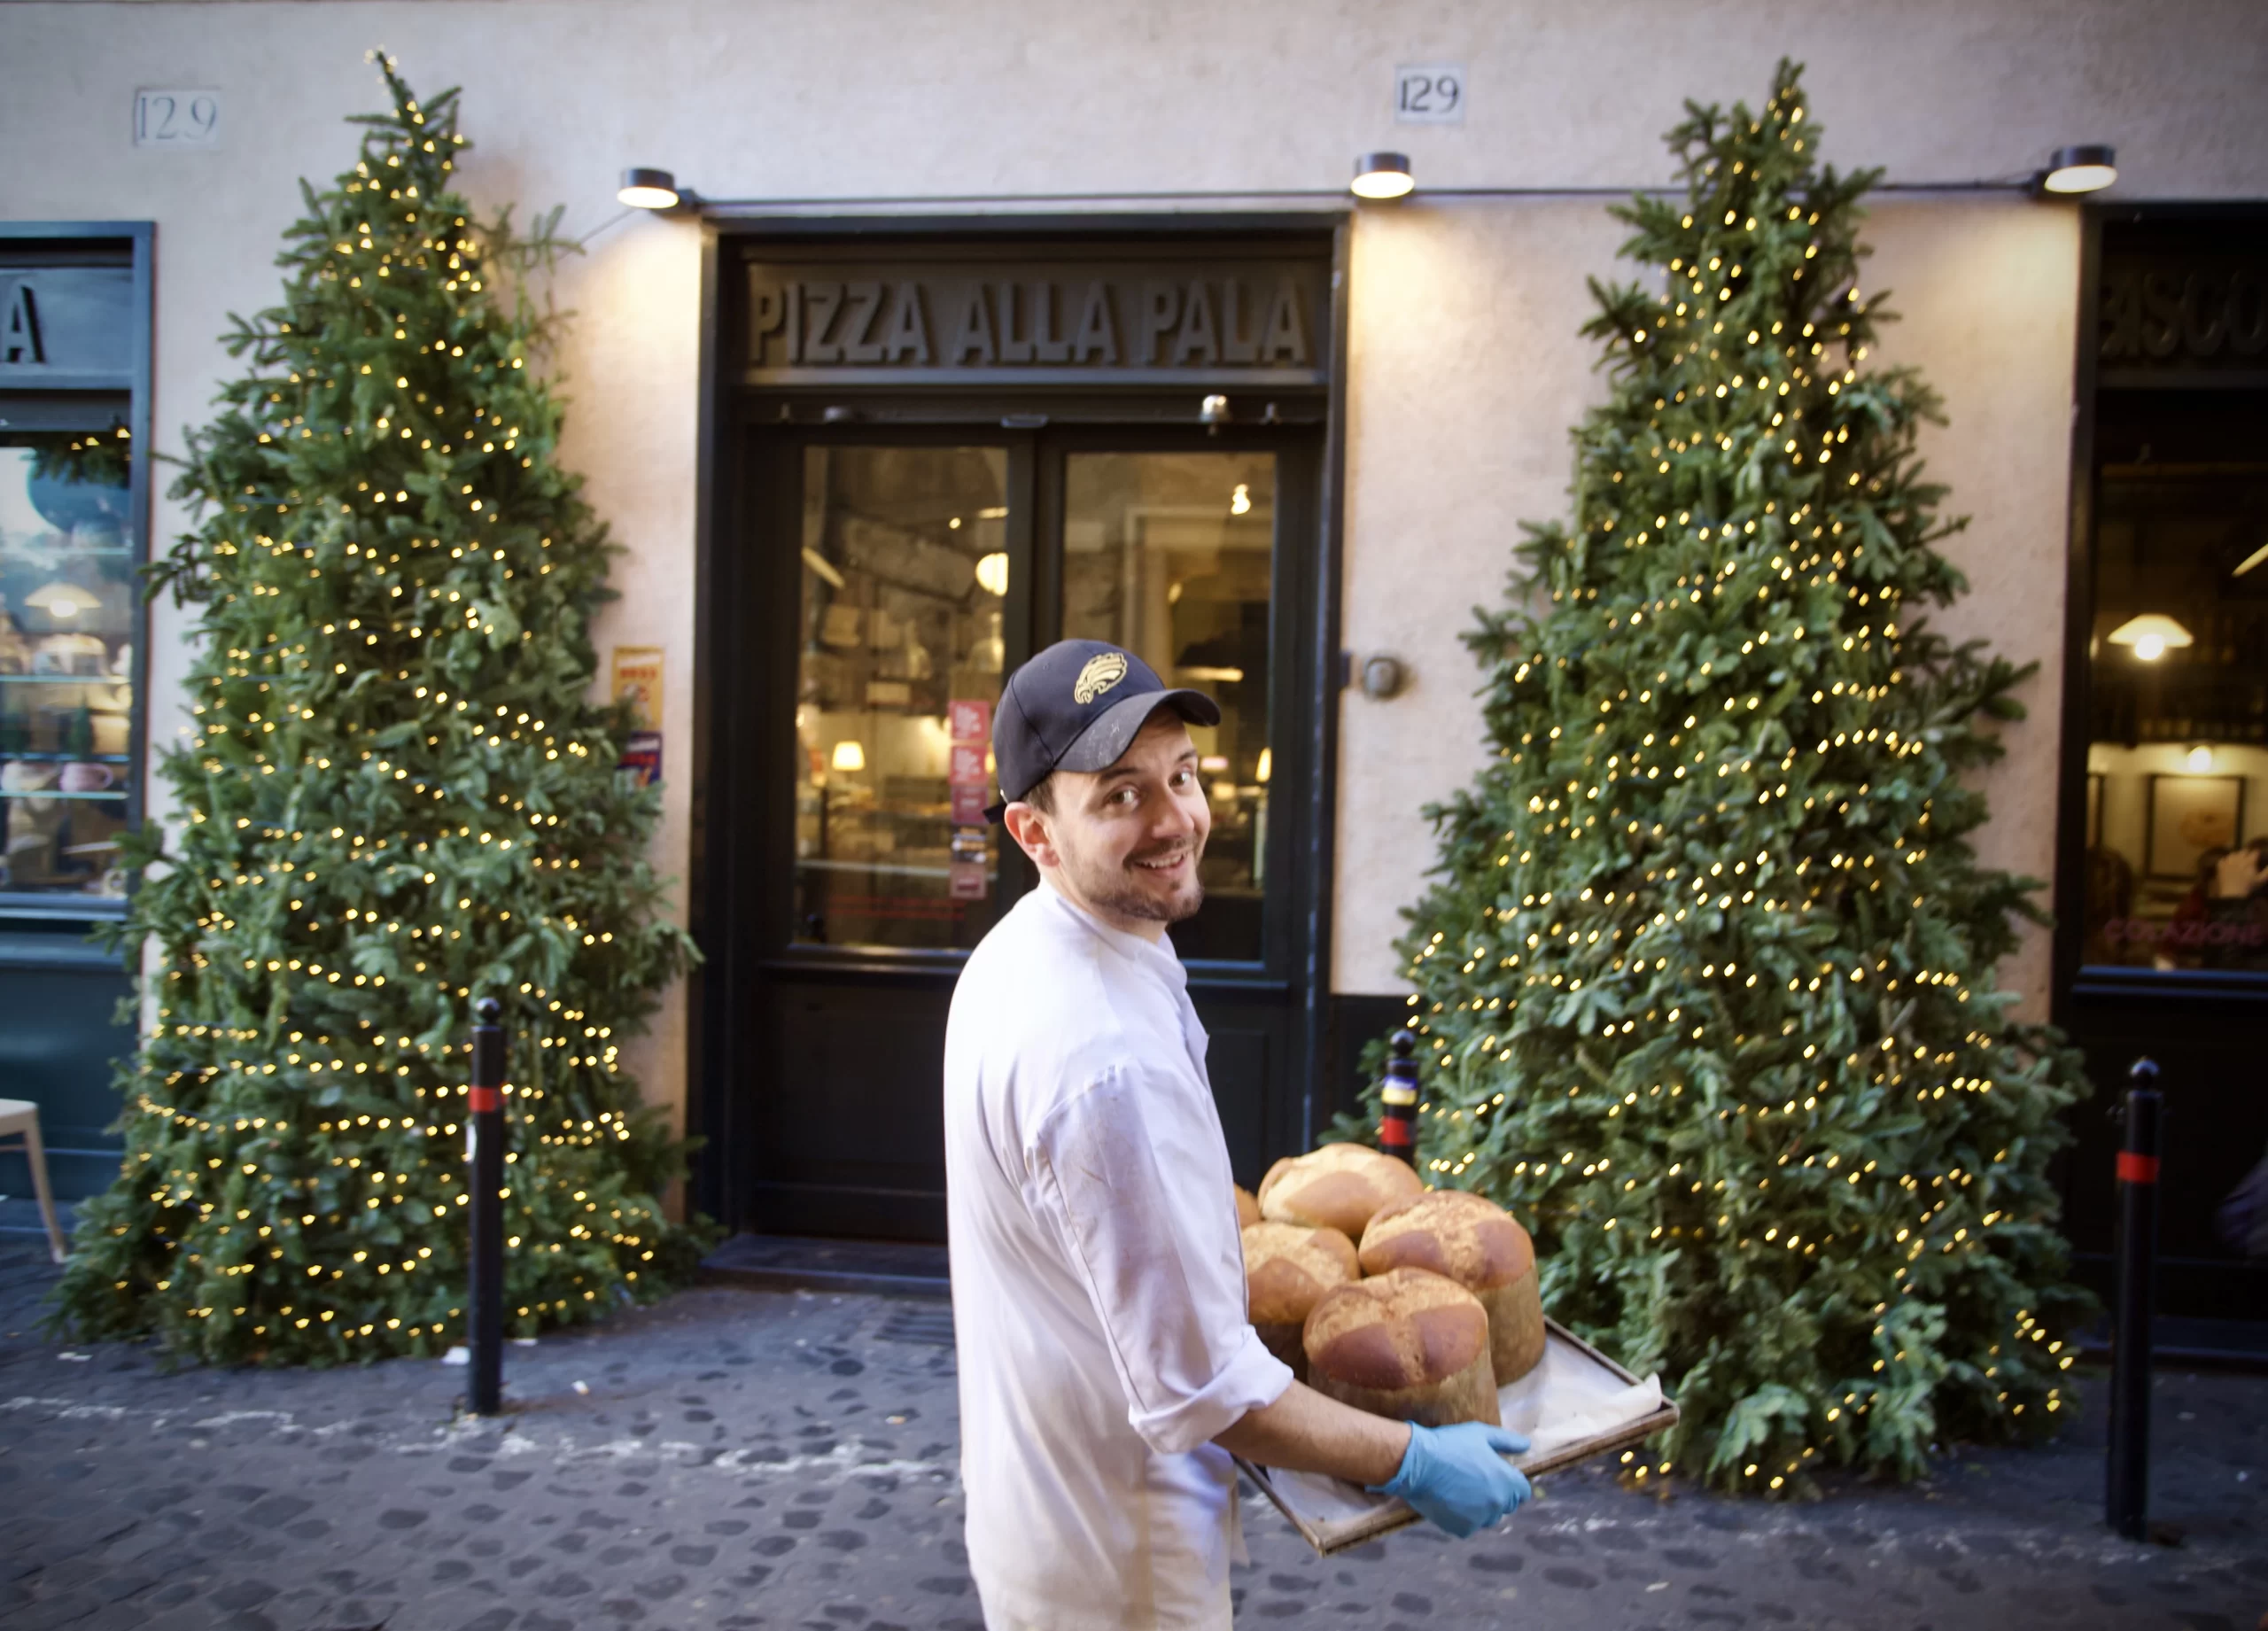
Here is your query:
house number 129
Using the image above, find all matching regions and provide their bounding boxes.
[134,89,222,148]
[1395,64,1465,124]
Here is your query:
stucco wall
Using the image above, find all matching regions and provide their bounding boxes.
[3,0,2264,1115]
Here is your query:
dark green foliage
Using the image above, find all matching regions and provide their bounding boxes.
[1349,63,2092,1493]
[51,58,704,1365]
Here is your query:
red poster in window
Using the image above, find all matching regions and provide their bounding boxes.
[951,785,990,825]
[948,698,991,743]
[949,743,989,786]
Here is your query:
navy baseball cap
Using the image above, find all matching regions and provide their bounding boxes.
[987,640,1220,821]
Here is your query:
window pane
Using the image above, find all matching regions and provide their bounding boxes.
[0,431,136,901]
[1062,451,1273,963]
[2083,447,2268,973]
[793,446,1009,951]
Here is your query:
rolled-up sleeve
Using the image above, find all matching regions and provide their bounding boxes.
[1030,1063,1293,1455]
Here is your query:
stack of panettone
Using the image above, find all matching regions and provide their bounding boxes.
[1236,1146,1544,1427]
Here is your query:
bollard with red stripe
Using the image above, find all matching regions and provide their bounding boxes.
[467,996,508,1416]
[1379,1029,1420,1166]
[2105,1056,2162,1541]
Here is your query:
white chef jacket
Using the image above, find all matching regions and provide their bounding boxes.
[944,883,1293,1631]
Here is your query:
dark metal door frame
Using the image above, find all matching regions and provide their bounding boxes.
[688,213,1352,1235]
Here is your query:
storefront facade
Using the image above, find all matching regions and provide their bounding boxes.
[3,3,2264,1320]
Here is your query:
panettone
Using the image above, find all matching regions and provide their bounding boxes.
[1256,1143,1423,1239]
[1234,1184,1262,1231]
[1301,1267,1501,1427]
[1359,1189,1546,1384]
[1240,1222,1358,1379]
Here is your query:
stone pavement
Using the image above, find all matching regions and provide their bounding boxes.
[1,1240,2263,1631]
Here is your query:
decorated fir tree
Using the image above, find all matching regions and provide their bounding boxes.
[53,58,701,1365]
[1362,62,2090,1492]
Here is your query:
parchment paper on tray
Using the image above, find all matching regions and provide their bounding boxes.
[1236,1318,1678,1555]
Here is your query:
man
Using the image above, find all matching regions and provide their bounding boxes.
[944,640,1530,1630]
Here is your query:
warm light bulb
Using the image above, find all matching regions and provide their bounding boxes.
[2134,633,2164,661]
[975,552,1010,596]
[1255,747,1271,784]
[2186,744,2214,773]
[1230,483,1253,516]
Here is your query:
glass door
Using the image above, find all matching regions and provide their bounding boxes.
[721,419,1319,1241]
[789,445,1014,951]
[1060,449,1278,963]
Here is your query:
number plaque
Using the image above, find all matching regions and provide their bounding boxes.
[1394,64,1465,125]
[134,89,223,149]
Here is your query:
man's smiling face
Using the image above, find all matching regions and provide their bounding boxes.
[1003,711,1210,940]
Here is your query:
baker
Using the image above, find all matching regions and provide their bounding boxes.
[945,639,1531,1630]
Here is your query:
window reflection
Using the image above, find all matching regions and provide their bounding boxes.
[793,447,1008,951]
[0,432,136,900]
[1063,451,1274,962]
[2083,447,2268,972]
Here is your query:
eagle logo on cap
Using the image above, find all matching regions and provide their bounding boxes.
[1072,651,1130,704]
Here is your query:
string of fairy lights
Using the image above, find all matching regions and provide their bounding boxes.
[1385,74,2073,1491]
[57,56,690,1362]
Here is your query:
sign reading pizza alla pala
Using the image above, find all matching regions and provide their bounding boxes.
[742,254,1332,384]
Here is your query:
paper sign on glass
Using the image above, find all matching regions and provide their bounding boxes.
[948,698,992,742]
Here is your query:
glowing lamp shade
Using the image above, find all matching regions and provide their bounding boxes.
[2040,144,2117,195]
[1351,152,1415,200]
[2105,612,2193,661]
[974,551,1010,596]
[28,580,100,619]
[830,739,866,773]
[617,167,682,209]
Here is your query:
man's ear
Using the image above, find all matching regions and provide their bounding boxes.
[1002,803,1057,871]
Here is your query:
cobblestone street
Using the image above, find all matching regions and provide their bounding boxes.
[1,1241,2262,1631]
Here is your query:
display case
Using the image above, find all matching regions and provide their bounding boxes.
[0,430,138,904]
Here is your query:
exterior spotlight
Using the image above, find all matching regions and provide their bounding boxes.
[1351,152,1414,200]
[2106,612,2193,661]
[617,167,683,209]
[2036,144,2117,196]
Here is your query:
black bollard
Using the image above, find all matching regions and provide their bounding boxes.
[2105,1057,2162,1541]
[1379,1029,1419,1167]
[467,997,508,1416]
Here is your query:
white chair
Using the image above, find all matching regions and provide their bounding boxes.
[0,1099,68,1263]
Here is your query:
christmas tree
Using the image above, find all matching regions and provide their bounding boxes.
[52,57,702,1366]
[1361,62,2090,1493]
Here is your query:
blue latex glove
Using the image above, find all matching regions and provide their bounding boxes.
[1369,1421,1533,1538]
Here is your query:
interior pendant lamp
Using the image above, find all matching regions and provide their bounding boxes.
[2106,612,2193,661]
[2035,144,2117,196]
[1351,152,1415,200]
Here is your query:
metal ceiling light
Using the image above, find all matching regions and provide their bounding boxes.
[1351,152,1415,200]
[2106,612,2193,661]
[617,167,684,209]
[2036,144,2117,196]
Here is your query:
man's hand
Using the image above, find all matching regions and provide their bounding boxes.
[1369,1422,1532,1538]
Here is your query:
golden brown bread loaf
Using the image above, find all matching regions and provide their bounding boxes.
[1359,1189,1546,1384]
[1256,1143,1424,1239]
[1234,1184,1262,1231]
[1301,1267,1501,1427]
[1240,1222,1358,1379]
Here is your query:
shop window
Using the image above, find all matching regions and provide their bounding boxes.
[0,427,137,901]
[2081,393,2268,974]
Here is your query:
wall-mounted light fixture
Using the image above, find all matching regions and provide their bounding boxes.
[2106,612,2193,661]
[2034,144,2117,197]
[2186,744,2216,773]
[618,167,687,209]
[1351,152,1414,200]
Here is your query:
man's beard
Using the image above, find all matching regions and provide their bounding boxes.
[1065,839,1206,925]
